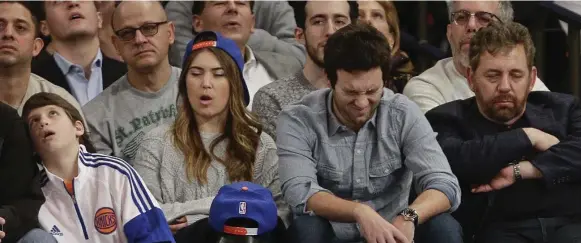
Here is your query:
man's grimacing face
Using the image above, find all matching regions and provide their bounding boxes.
[333,67,384,130]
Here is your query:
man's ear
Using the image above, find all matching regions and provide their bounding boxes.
[168,21,176,45]
[74,120,85,137]
[40,20,50,37]
[192,15,203,33]
[295,27,305,45]
[446,24,452,48]
[32,38,44,57]
[467,67,476,92]
[529,66,537,91]
[250,14,255,33]
[111,34,122,56]
[96,11,103,29]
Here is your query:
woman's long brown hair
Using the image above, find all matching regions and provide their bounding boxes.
[172,47,262,184]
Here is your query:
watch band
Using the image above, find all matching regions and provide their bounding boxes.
[512,163,522,181]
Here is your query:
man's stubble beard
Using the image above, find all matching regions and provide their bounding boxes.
[305,38,324,69]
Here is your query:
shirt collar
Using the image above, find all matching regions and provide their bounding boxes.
[244,45,257,67]
[53,49,103,75]
[326,89,382,136]
[41,145,87,188]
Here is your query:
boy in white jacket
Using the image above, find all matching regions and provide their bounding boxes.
[22,92,175,243]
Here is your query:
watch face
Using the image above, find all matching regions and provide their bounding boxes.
[403,208,418,219]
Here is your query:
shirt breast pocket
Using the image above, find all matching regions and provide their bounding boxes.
[369,158,403,194]
[317,165,344,192]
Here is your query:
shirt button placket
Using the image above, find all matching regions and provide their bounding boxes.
[353,147,365,197]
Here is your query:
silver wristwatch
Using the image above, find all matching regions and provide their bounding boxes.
[399,208,419,227]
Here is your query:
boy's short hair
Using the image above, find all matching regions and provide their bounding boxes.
[22,92,96,153]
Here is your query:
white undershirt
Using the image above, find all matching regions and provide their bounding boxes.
[243,46,275,110]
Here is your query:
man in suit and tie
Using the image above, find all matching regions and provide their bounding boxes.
[32,1,126,105]
[192,0,303,109]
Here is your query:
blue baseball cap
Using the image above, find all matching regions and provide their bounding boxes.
[209,182,278,236]
[183,31,250,106]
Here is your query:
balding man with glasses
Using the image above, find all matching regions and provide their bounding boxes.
[403,1,549,113]
[83,1,180,163]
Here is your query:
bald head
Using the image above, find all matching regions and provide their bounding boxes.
[111,1,166,31]
[110,0,175,72]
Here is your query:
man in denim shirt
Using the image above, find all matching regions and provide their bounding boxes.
[277,23,462,243]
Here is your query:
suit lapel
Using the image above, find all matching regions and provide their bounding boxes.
[101,56,127,90]
[38,52,70,92]
[253,51,284,80]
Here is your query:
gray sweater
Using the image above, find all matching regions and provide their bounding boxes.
[132,122,288,225]
[252,71,316,140]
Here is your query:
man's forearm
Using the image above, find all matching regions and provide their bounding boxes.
[306,191,361,223]
[408,189,451,224]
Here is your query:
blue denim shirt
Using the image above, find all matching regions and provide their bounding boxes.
[276,88,461,241]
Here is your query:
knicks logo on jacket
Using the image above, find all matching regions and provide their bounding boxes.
[95,207,118,234]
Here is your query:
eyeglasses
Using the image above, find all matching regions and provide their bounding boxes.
[114,21,169,42]
[451,10,501,27]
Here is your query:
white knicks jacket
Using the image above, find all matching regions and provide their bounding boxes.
[38,145,175,243]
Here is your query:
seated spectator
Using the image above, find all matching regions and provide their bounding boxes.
[133,31,286,236]
[95,1,123,62]
[191,0,302,109]
[403,0,549,113]
[253,0,357,139]
[0,1,81,116]
[0,102,55,243]
[426,21,581,243]
[23,92,174,243]
[32,1,127,106]
[278,23,461,243]
[166,1,305,68]
[358,0,415,93]
[83,1,180,162]
[174,182,286,243]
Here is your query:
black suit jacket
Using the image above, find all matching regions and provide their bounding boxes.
[426,91,581,240]
[31,50,127,94]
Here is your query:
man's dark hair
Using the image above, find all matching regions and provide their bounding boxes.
[290,1,358,30]
[0,1,41,37]
[324,22,392,87]
[192,1,255,16]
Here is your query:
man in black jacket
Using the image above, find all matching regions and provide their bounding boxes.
[0,102,55,243]
[32,1,126,106]
[426,21,581,243]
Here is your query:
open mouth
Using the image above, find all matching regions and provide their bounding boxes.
[69,13,84,21]
[200,95,213,104]
[43,131,55,139]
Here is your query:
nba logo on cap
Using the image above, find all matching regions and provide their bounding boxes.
[239,202,247,215]
[209,182,278,236]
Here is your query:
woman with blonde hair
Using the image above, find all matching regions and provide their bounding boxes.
[133,31,285,238]
[358,0,415,93]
